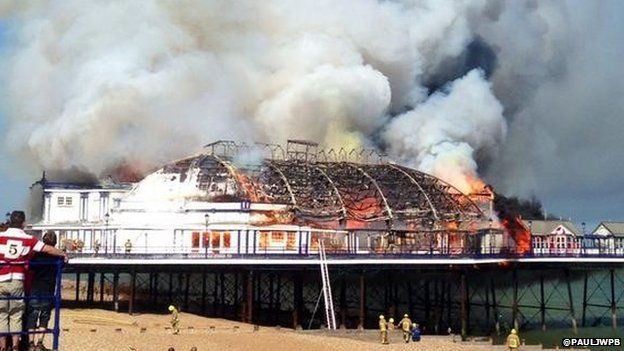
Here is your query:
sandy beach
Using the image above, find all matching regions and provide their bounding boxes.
[54,309,499,351]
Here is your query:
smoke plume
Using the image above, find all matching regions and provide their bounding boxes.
[0,1,589,199]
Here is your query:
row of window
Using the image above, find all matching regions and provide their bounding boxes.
[57,196,73,206]
[190,231,320,250]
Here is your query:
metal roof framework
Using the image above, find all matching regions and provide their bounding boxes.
[162,140,484,229]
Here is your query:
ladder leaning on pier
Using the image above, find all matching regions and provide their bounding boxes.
[319,239,337,330]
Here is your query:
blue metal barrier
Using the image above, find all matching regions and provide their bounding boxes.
[0,259,63,351]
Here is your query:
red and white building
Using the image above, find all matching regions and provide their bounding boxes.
[524,220,582,255]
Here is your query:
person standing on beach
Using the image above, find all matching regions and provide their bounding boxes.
[506,329,520,350]
[411,323,421,342]
[399,314,412,343]
[25,231,59,351]
[378,315,388,344]
[0,211,67,351]
[169,305,180,335]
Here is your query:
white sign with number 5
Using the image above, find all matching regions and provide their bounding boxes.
[4,240,25,259]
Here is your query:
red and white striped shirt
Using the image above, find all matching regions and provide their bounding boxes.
[0,228,45,281]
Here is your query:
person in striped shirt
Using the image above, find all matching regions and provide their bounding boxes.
[0,211,67,351]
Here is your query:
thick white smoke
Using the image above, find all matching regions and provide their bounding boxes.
[384,69,505,193]
[0,0,569,193]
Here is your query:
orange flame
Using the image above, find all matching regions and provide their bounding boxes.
[232,172,263,202]
[501,216,531,255]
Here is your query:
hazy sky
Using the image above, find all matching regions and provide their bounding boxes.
[0,1,622,229]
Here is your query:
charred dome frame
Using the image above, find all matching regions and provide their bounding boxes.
[164,140,496,254]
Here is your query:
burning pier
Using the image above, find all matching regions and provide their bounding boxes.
[26,140,624,337]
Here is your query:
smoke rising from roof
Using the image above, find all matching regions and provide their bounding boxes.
[0,1,609,207]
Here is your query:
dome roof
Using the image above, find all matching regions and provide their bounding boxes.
[148,150,484,228]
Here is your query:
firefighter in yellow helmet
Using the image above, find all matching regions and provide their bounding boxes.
[506,328,520,350]
[399,314,412,343]
[378,315,389,344]
[388,317,395,331]
[168,305,180,335]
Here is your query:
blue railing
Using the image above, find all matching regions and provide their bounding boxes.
[0,259,63,351]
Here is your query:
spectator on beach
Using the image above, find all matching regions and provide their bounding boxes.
[0,211,67,351]
[25,231,60,351]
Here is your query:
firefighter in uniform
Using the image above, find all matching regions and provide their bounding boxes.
[378,315,389,344]
[506,329,520,350]
[124,239,133,254]
[169,305,180,334]
[399,314,412,343]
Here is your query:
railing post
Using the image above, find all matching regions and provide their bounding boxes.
[52,259,63,351]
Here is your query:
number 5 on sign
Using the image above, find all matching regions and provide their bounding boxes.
[4,240,24,259]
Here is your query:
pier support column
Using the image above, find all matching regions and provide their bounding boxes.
[491,278,500,336]
[433,278,440,334]
[512,269,519,331]
[339,275,347,328]
[540,274,546,331]
[87,272,95,303]
[245,270,254,323]
[220,272,226,316]
[407,280,413,320]
[611,269,617,329]
[112,272,120,312]
[485,281,490,331]
[460,271,468,339]
[75,273,81,302]
[293,271,303,329]
[129,270,136,315]
[168,272,173,304]
[213,273,219,315]
[358,272,366,329]
[275,273,282,324]
[565,269,578,334]
[153,273,159,305]
[201,270,207,314]
[184,272,190,311]
[446,281,451,331]
[424,278,431,329]
[582,272,588,327]
[99,273,105,303]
